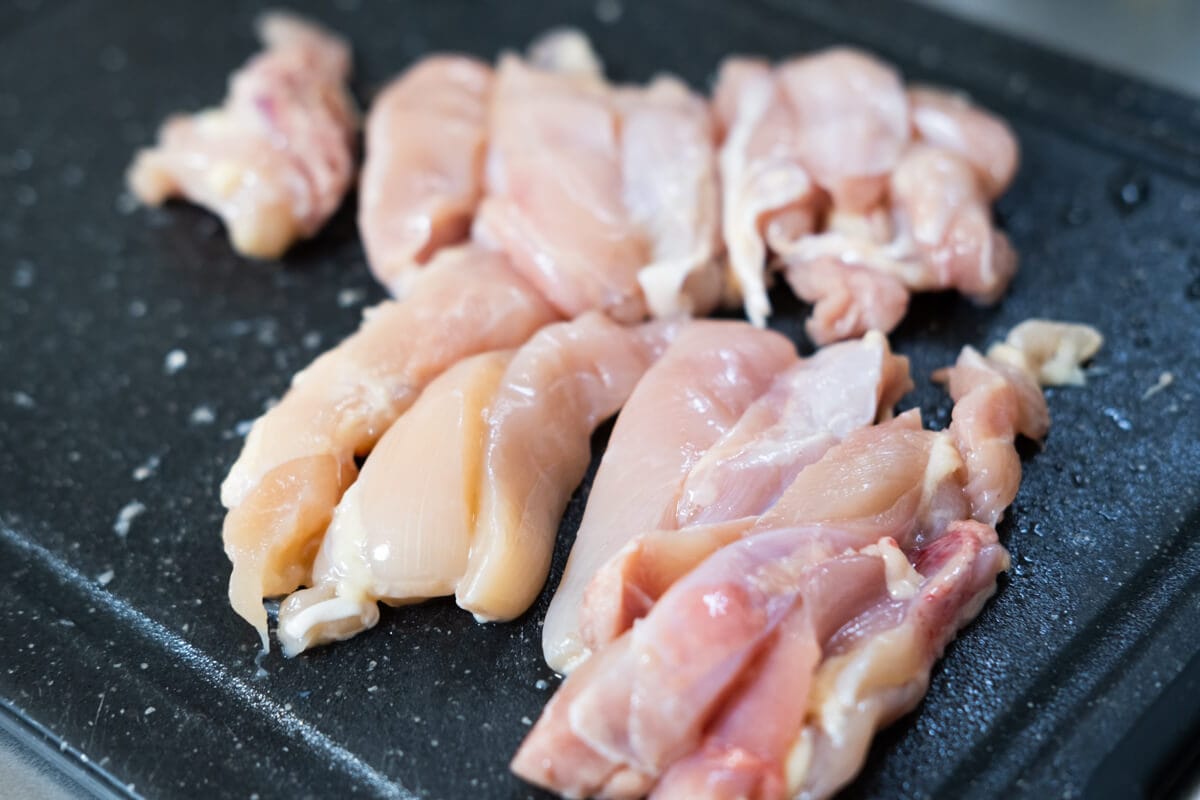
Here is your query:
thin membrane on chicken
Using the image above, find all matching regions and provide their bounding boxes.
[473,31,722,322]
[580,331,913,651]
[128,13,357,259]
[542,322,797,674]
[359,56,493,296]
[275,313,669,655]
[221,247,558,648]
[514,323,1100,799]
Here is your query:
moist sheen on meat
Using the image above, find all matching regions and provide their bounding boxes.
[713,48,1020,341]
[359,55,493,295]
[514,322,1099,799]
[471,31,722,322]
[128,13,358,259]
[580,331,913,652]
[541,321,797,674]
[221,247,558,649]
[274,313,669,655]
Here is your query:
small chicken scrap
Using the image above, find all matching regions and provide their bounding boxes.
[128,13,358,258]
[715,50,1019,342]
[516,321,1100,799]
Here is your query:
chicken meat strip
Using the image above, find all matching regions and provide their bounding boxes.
[713,49,909,325]
[276,313,669,655]
[908,86,1019,199]
[616,77,724,318]
[516,322,1099,798]
[542,321,797,673]
[128,13,357,258]
[781,139,1019,338]
[474,31,722,322]
[359,55,493,296]
[581,332,913,650]
[221,247,558,648]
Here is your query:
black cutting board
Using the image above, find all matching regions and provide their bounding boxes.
[2,1,1199,798]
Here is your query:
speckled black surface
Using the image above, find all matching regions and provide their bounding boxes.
[1,1,1199,798]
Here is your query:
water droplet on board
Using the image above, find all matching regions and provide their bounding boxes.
[1108,169,1150,216]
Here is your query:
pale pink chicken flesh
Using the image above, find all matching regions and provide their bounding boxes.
[221,247,559,648]
[713,57,820,327]
[359,55,493,295]
[128,13,358,259]
[774,48,909,212]
[909,86,1019,199]
[581,332,914,651]
[472,32,723,322]
[473,51,649,321]
[515,322,1099,798]
[784,257,910,347]
[616,77,724,318]
[275,313,669,655]
[457,313,674,622]
[541,321,797,674]
[935,346,1049,527]
[714,48,1021,339]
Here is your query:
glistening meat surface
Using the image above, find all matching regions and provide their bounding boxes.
[358,55,493,295]
[220,247,558,649]
[275,313,669,655]
[515,324,1099,799]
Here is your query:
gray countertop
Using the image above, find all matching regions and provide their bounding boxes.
[914,0,1200,98]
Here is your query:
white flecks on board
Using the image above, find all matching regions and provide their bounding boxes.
[113,501,146,538]
[163,349,188,375]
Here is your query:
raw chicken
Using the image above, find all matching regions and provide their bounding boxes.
[780,141,1019,339]
[473,31,723,322]
[616,78,724,318]
[275,313,668,655]
[128,13,357,259]
[713,58,820,327]
[935,346,1048,526]
[580,332,913,650]
[515,324,1099,799]
[888,143,1018,303]
[781,522,1007,800]
[473,48,649,321]
[774,49,909,212]
[784,257,909,346]
[457,314,674,621]
[515,518,1000,799]
[512,415,992,799]
[987,319,1104,387]
[714,49,1022,340]
[656,522,1008,800]
[580,410,960,654]
[221,247,558,648]
[713,49,908,325]
[359,56,493,296]
[277,350,512,655]
[542,322,797,673]
[909,86,1019,199]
